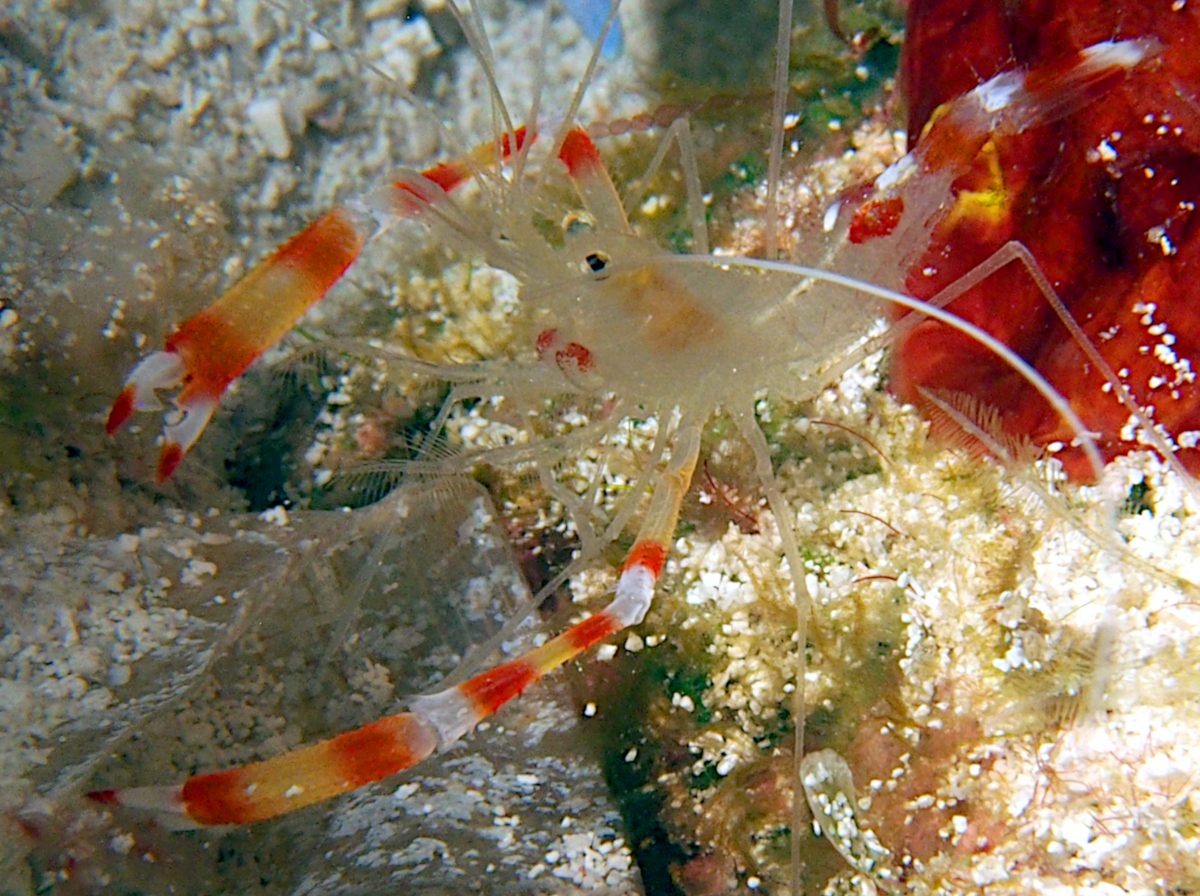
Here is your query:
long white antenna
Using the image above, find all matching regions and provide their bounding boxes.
[765,0,795,261]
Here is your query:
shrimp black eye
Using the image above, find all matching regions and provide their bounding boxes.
[584,251,611,279]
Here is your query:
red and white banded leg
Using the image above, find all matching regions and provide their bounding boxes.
[89,422,701,826]
[106,129,530,482]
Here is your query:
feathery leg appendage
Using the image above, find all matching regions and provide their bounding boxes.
[89,423,700,826]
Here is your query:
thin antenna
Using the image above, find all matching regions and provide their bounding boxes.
[656,253,1109,479]
[765,0,795,260]
[735,409,810,896]
[675,119,710,257]
[917,239,1200,504]
[512,2,556,187]
[547,0,622,159]
[446,0,520,152]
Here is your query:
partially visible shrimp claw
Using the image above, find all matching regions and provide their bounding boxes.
[106,350,206,482]
[105,351,184,436]
[106,207,374,481]
[851,37,1161,245]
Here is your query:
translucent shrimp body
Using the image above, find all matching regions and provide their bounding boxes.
[93,10,1159,885]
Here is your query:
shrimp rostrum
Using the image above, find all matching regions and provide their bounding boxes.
[97,0,1156,847]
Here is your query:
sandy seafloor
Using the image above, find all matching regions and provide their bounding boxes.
[2,0,1200,894]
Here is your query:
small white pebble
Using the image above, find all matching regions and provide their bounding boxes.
[246,96,292,159]
[676,693,695,712]
[260,505,290,527]
[823,200,841,233]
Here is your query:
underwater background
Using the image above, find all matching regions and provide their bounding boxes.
[2,0,1200,893]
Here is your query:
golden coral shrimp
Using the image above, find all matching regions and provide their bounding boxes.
[91,0,1160,882]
